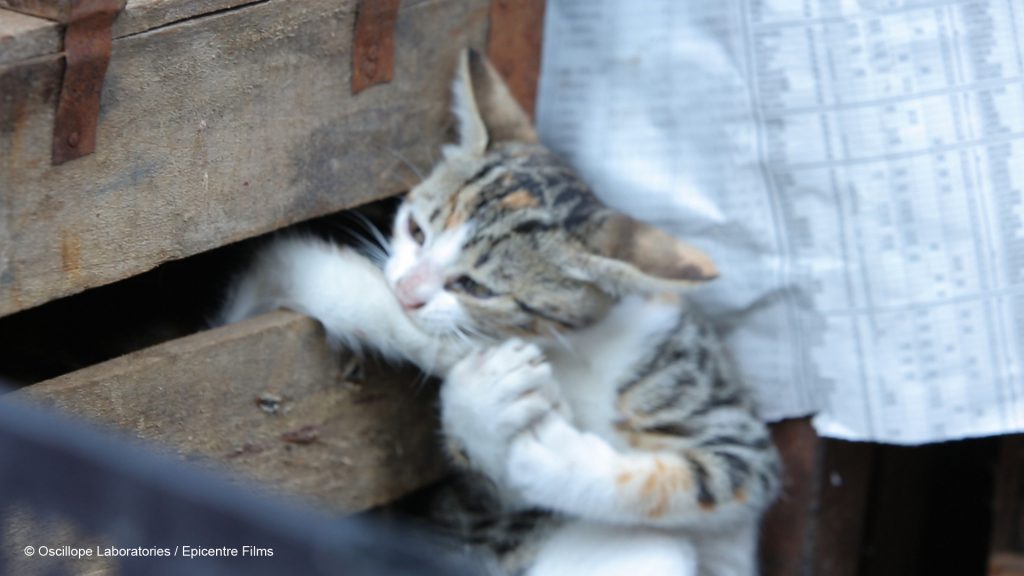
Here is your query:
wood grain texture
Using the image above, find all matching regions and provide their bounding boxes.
[760,417,819,576]
[487,0,545,118]
[813,440,874,576]
[992,553,1024,576]
[0,0,71,22]
[12,311,447,512]
[0,7,60,64]
[351,0,400,94]
[111,0,266,39]
[992,436,1024,573]
[0,0,489,317]
[0,0,270,49]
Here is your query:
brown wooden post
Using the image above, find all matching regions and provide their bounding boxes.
[814,440,875,576]
[991,436,1024,576]
[761,417,820,576]
[487,0,546,119]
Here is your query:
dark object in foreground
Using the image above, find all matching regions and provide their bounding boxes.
[0,401,481,576]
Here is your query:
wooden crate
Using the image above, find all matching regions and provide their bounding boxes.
[0,0,490,317]
[0,0,545,515]
[12,311,450,512]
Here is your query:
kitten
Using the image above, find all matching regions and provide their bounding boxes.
[219,50,780,576]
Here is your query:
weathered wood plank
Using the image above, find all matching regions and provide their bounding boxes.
[0,0,70,22]
[487,0,545,119]
[992,436,1024,574]
[992,553,1024,576]
[0,7,60,65]
[0,0,271,54]
[813,440,874,576]
[11,311,448,512]
[0,0,489,318]
[760,417,819,576]
[0,0,261,34]
[112,0,266,39]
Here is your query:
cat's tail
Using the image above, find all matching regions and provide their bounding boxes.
[216,235,470,375]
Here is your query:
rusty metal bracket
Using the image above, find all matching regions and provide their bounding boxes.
[351,0,400,95]
[51,0,126,166]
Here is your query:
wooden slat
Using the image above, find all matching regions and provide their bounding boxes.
[760,417,819,576]
[0,0,70,22]
[112,0,268,39]
[11,311,448,512]
[0,1,273,63]
[859,445,932,576]
[0,0,265,37]
[0,7,60,65]
[992,553,1024,576]
[814,440,874,576]
[0,0,489,318]
[992,436,1024,574]
[487,0,546,119]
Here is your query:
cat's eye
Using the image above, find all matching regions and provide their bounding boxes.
[446,275,495,298]
[407,216,425,245]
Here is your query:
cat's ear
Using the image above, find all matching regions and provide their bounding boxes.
[566,213,718,295]
[451,49,538,155]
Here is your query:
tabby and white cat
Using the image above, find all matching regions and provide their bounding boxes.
[220,50,780,576]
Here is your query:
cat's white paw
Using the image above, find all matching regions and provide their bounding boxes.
[505,420,567,495]
[441,339,561,482]
[505,416,619,511]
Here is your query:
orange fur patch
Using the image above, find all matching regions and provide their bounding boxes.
[442,185,473,230]
[641,469,659,499]
[616,472,633,486]
[444,208,467,230]
[644,460,672,518]
[634,457,667,498]
[653,458,692,490]
[637,458,695,519]
[630,435,674,451]
[647,493,670,519]
[500,189,539,209]
[647,291,681,306]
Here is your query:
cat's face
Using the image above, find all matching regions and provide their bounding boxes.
[385,143,615,339]
[384,51,718,340]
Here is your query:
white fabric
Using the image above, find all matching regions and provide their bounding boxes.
[535,0,1024,444]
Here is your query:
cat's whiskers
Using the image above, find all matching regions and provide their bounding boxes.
[355,239,388,267]
[417,338,442,379]
[546,324,576,354]
[461,323,500,347]
[327,213,391,267]
[387,149,427,181]
[348,212,393,256]
[451,325,474,348]
[410,363,433,391]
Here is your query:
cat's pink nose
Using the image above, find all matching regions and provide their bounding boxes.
[399,294,427,310]
[395,277,428,310]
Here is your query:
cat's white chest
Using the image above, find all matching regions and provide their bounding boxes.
[543,295,682,446]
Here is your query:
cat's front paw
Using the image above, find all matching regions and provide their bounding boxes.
[441,339,562,482]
